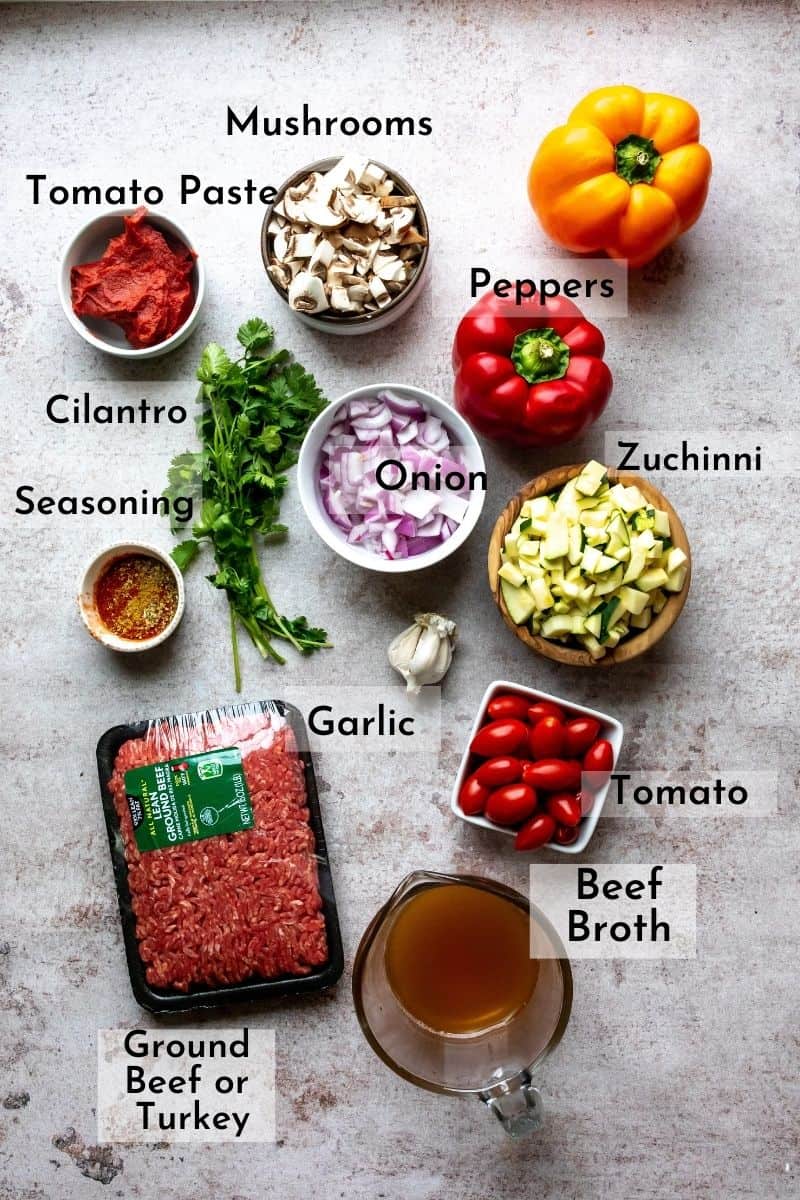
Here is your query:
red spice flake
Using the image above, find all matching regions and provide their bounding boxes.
[71,207,196,349]
[108,711,327,991]
[95,554,178,642]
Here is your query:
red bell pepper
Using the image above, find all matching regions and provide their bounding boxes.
[452,292,612,446]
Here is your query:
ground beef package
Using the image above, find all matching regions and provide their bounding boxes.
[96,701,343,1012]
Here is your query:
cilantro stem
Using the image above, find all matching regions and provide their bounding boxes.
[229,600,242,694]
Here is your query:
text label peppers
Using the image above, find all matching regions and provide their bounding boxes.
[528,85,712,268]
[452,292,612,447]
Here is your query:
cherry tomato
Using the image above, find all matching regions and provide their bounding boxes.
[471,718,528,758]
[554,823,581,846]
[475,756,523,788]
[514,812,557,851]
[529,716,565,760]
[485,783,538,826]
[459,773,489,816]
[487,693,530,722]
[546,792,582,827]
[527,701,565,724]
[563,717,601,758]
[583,738,614,778]
[521,759,582,792]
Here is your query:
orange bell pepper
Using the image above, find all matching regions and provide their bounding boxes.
[528,86,712,268]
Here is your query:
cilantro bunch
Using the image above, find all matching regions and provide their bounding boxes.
[165,318,330,690]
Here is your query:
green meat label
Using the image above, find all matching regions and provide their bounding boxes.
[124,747,254,853]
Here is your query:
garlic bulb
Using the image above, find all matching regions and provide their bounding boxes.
[388,612,457,694]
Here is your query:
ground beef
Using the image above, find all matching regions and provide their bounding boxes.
[107,708,328,992]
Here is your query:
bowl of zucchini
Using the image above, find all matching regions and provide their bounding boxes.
[488,461,691,666]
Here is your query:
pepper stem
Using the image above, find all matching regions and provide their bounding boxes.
[615,134,662,185]
[511,328,570,384]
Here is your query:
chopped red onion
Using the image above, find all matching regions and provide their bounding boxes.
[318,390,476,560]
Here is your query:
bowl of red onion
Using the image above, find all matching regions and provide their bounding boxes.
[297,384,487,573]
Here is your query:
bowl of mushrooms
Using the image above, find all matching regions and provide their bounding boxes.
[261,155,430,335]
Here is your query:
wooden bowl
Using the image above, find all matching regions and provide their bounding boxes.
[488,464,691,667]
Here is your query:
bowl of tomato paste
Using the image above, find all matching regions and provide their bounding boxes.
[59,207,205,359]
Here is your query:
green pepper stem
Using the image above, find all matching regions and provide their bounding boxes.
[511,328,570,385]
[615,134,662,185]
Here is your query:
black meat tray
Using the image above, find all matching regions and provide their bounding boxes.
[96,700,344,1013]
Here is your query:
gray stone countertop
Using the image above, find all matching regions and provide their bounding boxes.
[0,2,797,1198]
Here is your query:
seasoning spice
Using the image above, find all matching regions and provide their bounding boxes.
[94,554,178,641]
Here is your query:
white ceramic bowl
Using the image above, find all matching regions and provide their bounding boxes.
[78,542,185,652]
[297,384,486,574]
[58,208,205,359]
[451,680,624,854]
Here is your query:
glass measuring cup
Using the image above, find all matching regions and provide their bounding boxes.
[352,871,572,1137]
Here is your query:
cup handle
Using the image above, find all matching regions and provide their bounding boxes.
[479,1070,544,1138]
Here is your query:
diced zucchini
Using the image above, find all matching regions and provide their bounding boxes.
[664,565,688,593]
[580,509,609,528]
[579,632,606,660]
[629,606,653,630]
[574,459,608,496]
[593,566,624,596]
[666,546,688,574]
[498,561,526,588]
[529,495,555,519]
[617,485,645,513]
[561,578,582,599]
[541,613,575,638]
[578,583,595,603]
[611,545,631,562]
[529,576,554,611]
[622,544,647,584]
[517,538,539,557]
[594,553,619,574]
[653,509,671,538]
[636,567,669,592]
[542,511,569,560]
[567,523,583,565]
[500,578,536,625]
[584,613,602,637]
[504,533,519,558]
[651,589,668,614]
[618,585,649,616]
[580,545,603,574]
[598,596,621,642]
[607,512,630,546]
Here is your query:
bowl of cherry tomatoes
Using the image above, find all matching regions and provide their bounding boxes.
[451,680,623,853]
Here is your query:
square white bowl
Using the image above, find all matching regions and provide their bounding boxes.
[450,679,623,854]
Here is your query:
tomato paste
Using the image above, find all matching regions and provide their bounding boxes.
[71,207,195,349]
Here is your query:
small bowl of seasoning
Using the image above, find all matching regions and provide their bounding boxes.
[78,543,184,652]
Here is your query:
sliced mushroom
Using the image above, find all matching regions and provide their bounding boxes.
[301,199,348,230]
[287,230,319,260]
[338,191,382,224]
[308,238,335,276]
[272,227,291,262]
[288,271,329,314]
[330,286,359,312]
[368,277,392,308]
[268,262,291,291]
